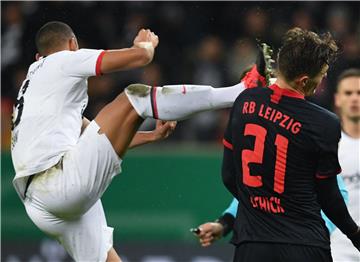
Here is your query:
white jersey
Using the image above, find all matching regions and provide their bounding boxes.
[331,131,360,261]
[11,48,104,199]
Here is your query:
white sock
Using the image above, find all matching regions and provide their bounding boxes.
[125,82,245,120]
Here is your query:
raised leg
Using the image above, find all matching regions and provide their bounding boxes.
[125,83,246,120]
[94,93,143,158]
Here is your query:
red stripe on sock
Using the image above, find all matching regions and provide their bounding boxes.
[182,85,187,94]
[152,86,159,119]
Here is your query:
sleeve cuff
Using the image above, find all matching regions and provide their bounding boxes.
[95,50,106,76]
[223,138,233,150]
[216,213,235,237]
[316,168,342,179]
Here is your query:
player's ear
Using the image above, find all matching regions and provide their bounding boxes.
[35,53,41,61]
[295,75,309,89]
[69,37,79,51]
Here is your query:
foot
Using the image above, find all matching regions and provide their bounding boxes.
[241,43,274,88]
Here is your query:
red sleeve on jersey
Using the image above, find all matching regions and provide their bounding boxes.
[95,50,106,76]
[223,138,233,150]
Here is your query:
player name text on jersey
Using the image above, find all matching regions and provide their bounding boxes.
[250,195,285,214]
[242,101,302,135]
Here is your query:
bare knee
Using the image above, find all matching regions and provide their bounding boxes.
[106,247,122,262]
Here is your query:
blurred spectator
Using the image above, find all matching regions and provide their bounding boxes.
[2,2,25,100]
[182,36,225,141]
[327,4,351,39]
[193,36,224,87]
[123,13,149,46]
[292,8,314,30]
[1,3,23,70]
[243,7,270,40]
[226,38,257,83]
[142,63,163,86]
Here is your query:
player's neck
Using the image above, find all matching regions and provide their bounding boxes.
[42,44,72,57]
[341,117,360,139]
[274,78,305,96]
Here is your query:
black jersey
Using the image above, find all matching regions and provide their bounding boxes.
[222,84,342,250]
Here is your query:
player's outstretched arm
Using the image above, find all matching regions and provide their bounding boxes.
[100,29,159,74]
[128,120,176,149]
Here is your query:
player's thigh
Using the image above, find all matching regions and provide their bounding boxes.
[25,199,114,262]
[26,123,122,217]
[94,92,143,158]
[68,120,122,213]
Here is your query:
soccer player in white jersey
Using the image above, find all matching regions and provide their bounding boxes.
[11,21,268,261]
[331,68,360,262]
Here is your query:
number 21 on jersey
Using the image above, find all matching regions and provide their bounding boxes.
[242,123,289,194]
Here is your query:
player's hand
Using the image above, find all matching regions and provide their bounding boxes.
[151,120,177,141]
[194,222,224,247]
[133,29,159,49]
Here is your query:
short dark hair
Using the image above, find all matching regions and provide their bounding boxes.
[337,68,360,86]
[277,27,338,82]
[35,21,74,55]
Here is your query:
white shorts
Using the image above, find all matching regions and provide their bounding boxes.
[24,120,122,261]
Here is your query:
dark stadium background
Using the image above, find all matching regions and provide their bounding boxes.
[1,1,359,261]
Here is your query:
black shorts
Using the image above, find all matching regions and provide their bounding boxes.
[233,242,332,262]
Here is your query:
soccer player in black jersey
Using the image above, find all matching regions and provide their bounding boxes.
[222,28,360,262]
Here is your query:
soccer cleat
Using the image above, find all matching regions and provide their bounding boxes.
[242,42,274,88]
